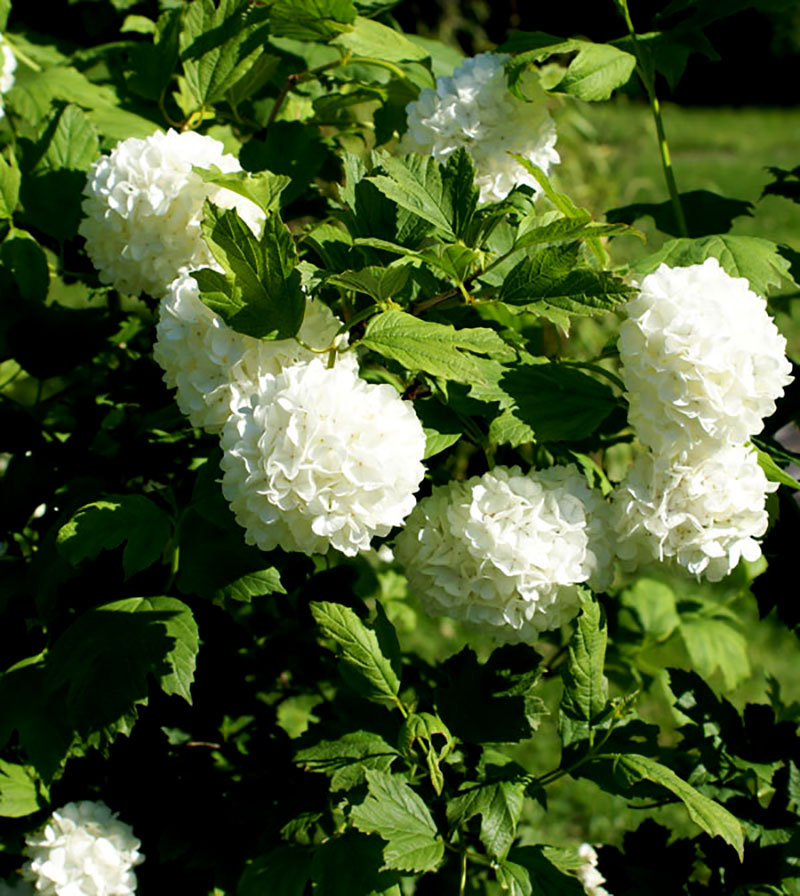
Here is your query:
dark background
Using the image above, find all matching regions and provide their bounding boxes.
[9,0,800,105]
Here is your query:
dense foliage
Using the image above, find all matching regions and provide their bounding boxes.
[0,1,799,894]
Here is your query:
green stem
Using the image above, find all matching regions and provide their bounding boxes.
[458,850,468,896]
[265,52,352,131]
[616,0,688,238]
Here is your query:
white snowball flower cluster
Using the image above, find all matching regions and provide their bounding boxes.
[612,258,790,581]
[22,801,143,896]
[612,444,777,583]
[576,844,612,896]
[79,129,265,297]
[220,359,426,556]
[619,257,792,459]
[400,51,559,204]
[394,465,613,643]
[154,271,356,433]
[0,34,16,118]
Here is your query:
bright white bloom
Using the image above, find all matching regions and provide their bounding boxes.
[0,34,16,118]
[619,258,792,459]
[611,444,777,582]
[400,52,559,204]
[220,360,426,556]
[154,271,355,433]
[576,844,612,896]
[394,465,614,643]
[79,129,265,297]
[22,801,143,896]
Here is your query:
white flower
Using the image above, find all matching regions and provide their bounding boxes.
[154,271,355,433]
[394,465,614,643]
[576,844,612,896]
[79,129,265,297]
[619,258,792,459]
[0,34,17,117]
[23,801,143,896]
[611,443,777,582]
[220,360,426,556]
[400,51,559,204]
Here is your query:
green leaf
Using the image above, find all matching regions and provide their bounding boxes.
[179,0,266,108]
[613,753,744,859]
[607,190,753,238]
[436,645,545,744]
[197,204,305,340]
[238,845,311,896]
[328,264,411,302]
[511,215,631,253]
[21,104,99,241]
[552,42,637,101]
[361,310,514,384]
[490,363,619,444]
[46,597,199,737]
[414,397,462,459]
[620,577,680,641]
[0,152,20,220]
[499,246,634,314]
[351,769,445,872]
[56,495,172,579]
[503,846,587,895]
[311,832,400,896]
[310,601,401,704]
[560,592,608,742]
[296,730,398,791]
[679,616,750,692]
[501,33,635,101]
[0,760,45,818]
[632,235,794,295]
[333,17,430,62]
[269,0,356,41]
[366,149,478,241]
[125,9,182,103]
[756,446,800,490]
[1,231,49,303]
[448,779,525,859]
[194,166,290,215]
[8,65,158,140]
[220,567,286,602]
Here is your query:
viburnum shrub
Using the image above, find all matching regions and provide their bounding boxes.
[0,0,798,894]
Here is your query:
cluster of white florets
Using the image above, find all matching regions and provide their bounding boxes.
[21,801,143,896]
[401,51,559,204]
[0,34,16,118]
[619,258,792,458]
[613,259,791,581]
[79,129,264,297]
[83,130,430,559]
[576,844,612,896]
[612,444,777,582]
[154,271,356,433]
[395,465,613,642]
[221,360,426,557]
